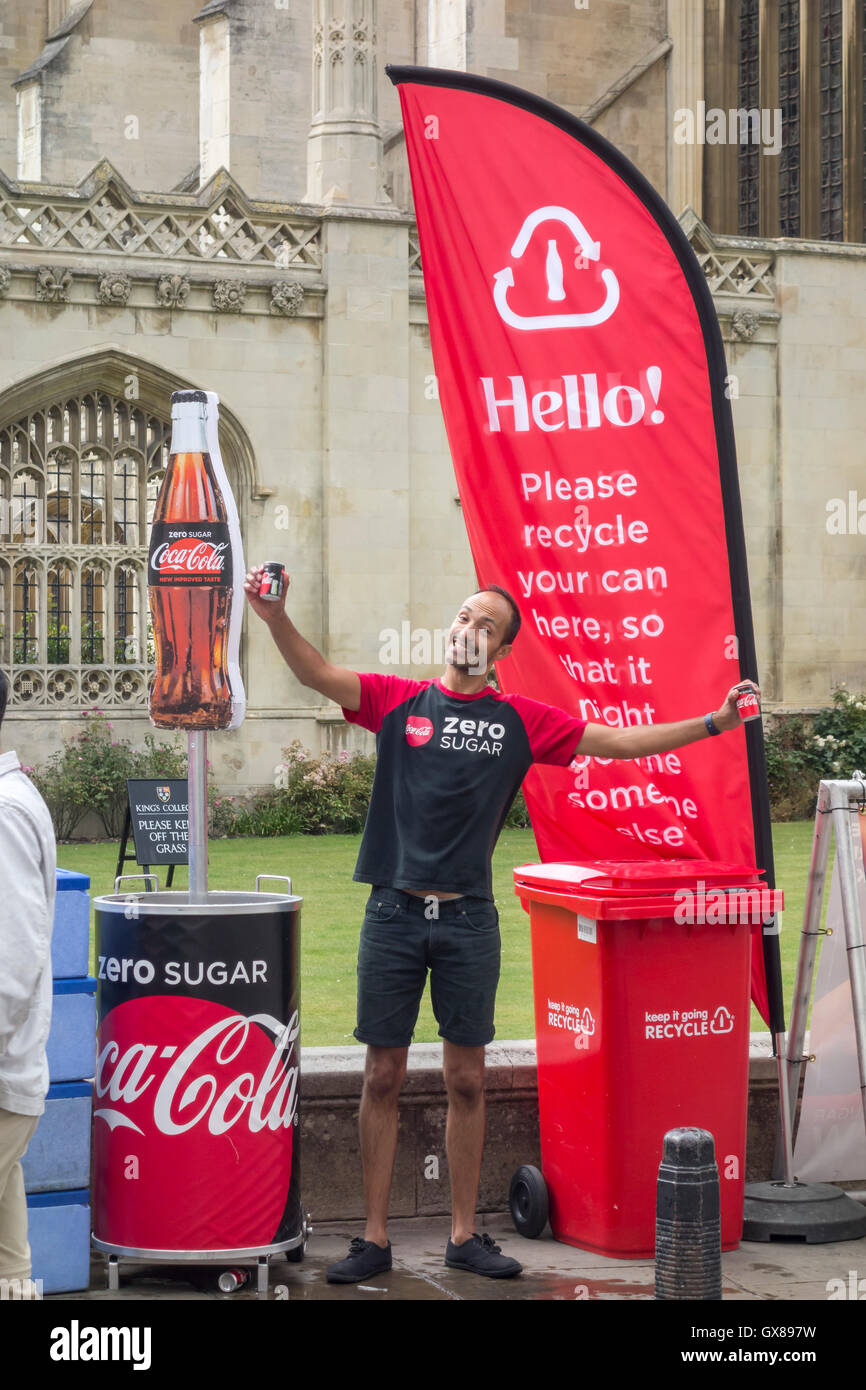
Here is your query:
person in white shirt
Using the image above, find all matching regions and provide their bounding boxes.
[0,669,57,1285]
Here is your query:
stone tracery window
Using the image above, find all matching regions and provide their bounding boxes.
[819,0,844,241]
[707,0,866,241]
[779,0,801,237]
[737,0,760,236]
[0,390,172,708]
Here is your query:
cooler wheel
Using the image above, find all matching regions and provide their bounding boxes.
[286,1212,312,1263]
[509,1165,549,1239]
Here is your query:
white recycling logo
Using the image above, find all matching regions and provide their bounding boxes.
[710,1005,735,1035]
[492,205,620,332]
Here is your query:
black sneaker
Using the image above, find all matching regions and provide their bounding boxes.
[326,1236,392,1284]
[445,1232,523,1278]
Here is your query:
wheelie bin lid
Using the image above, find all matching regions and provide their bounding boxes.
[513,858,764,897]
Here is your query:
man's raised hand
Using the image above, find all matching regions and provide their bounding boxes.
[244,564,288,625]
[714,679,760,733]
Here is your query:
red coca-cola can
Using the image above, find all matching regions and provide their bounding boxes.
[92,887,302,1258]
[736,685,761,722]
[258,563,286,602]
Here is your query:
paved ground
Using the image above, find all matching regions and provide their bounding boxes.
[48,1212,866,1302]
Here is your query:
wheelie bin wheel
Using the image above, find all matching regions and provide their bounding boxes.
[509,1165,549,1238]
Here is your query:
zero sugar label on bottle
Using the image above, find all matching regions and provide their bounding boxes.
[148,522,232,586]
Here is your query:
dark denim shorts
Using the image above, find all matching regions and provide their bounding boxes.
[354,887,501,1048]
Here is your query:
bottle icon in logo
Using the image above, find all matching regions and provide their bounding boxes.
[147,390,234,729]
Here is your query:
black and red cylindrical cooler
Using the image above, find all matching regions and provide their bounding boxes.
[92,881,303,1267]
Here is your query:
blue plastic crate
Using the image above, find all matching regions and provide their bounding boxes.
[22,1082,92,1194]
[52,869,90,979]
[46,978,97,1083]
[26,1189,91,1294]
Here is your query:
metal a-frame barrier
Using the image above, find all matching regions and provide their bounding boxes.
[787,777,866,1154]
[742,778,866,1241]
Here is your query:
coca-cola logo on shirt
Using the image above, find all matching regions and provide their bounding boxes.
[405,716,434,746]
[93,995,297,1250]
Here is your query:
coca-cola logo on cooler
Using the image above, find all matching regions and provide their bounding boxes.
[93,995,297,1250]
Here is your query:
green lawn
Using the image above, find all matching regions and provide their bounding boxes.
[58,822,828,1047]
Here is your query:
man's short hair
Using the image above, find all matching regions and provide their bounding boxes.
[478,585,522,645]
[0,668,7,732]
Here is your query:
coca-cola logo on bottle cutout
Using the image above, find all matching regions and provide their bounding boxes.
[147,523,232,587]
[93,995,297,1250]
[152,538,228,577]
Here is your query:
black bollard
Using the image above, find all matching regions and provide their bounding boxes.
[654,1127,722,1300]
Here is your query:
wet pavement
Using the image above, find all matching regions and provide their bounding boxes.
[47,1212,866,1302]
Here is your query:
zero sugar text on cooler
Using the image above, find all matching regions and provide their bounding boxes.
[97,955,268,986]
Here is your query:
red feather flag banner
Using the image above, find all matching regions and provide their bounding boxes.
[388,65,784,1031]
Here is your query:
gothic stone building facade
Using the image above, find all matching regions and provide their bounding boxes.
[0,0,864,802]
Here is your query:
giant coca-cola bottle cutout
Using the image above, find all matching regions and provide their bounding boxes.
[147,390,246,730]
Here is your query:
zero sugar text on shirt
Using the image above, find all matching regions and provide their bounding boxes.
[406,714,506,756]
[98,956,267,986]
[440,714,506,756]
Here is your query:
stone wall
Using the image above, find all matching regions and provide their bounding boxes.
[299,1038,789,1222]
[37,1,200,191]
[201,0,313,203]
[0,4,46,175]
[497,0,665,120]
[709,234,866,710]
[776,247,866,703]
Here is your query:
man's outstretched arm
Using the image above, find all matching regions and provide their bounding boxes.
[577,681,759,759]
[244,565,361,711]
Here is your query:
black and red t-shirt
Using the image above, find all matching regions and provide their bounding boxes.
[342,675,587,898]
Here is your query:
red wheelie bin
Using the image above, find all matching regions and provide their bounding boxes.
[510,859,783,1258]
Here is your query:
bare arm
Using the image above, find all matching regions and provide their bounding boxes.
[244,565,361,711]
[577,680,759,759]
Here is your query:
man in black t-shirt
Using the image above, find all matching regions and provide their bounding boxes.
[245,565,756,1284]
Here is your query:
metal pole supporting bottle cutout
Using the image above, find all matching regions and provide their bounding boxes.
[90,389,309,1297]
[187,730,208,905]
